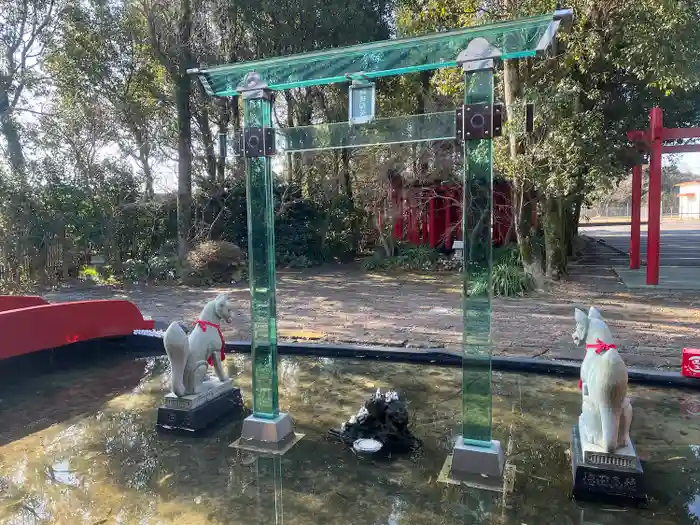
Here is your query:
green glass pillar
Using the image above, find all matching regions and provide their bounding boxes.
[461,65,494,447]
[242,89,279,419]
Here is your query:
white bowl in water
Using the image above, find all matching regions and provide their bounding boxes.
[353,438,383,455]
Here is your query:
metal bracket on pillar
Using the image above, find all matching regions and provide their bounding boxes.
[242,128,275,157]
[236,72,276,157]
[456,103,503,141]
[454,39,503,143]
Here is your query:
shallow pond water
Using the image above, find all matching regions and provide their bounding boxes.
[1,354,699,524]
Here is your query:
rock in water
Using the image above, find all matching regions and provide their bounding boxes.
[335,389,420,454]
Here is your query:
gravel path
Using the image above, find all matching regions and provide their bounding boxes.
[44,240,700,371]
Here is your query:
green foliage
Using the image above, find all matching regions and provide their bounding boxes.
[220,180,361,268]
[78,265,120,285]
[491,262,533,297]
[467,243,532,297]
[122,259,150,282]
[468,256,534,297]
[147,255,177,281]
[363,243,458,272]
[78,266,100,282]
[0,272,36,295]
[493,244,521,266]
[4,0,700,290]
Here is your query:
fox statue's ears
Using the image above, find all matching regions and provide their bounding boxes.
[574,308,588,326]
[588,306,603,320]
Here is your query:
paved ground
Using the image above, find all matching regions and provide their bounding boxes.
[42,238,700,371]
[614,267,700,290]
[581,221,700,290]
[581,221,700,267]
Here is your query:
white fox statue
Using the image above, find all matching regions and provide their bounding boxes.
[572,307,633,453]
[163,295,234,397]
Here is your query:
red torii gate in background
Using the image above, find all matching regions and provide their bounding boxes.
[627,107,700,285]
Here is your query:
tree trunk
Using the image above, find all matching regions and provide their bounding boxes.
[175,73,193,266]
[0,111,26,176]
[340,147,359,254]
[216,97,235,183]
[572,193,583,239]
[60,226,70,281]
[504,57,544,285]
[542,197,567,279]
[195,98,217,182]
[566,194,582,257]
[138,141,155,200]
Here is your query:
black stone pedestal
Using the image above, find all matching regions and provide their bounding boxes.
[571,424,647,506]
[157,387,244,434]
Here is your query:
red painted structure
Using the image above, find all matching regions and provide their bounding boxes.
[386,182,514,248]
[682,348,700,379]
[0,299,155,360]
[0,295,48,313]
[628,107,700,284]
[629,165,643,270]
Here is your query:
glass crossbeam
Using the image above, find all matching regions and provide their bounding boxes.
[196,14,555,96]
[275,111,456,153]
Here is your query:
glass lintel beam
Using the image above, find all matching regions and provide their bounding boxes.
[277,111,456,153]
[194,13,565,96]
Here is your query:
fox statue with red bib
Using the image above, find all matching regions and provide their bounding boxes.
[573,306,632,452]
[163,295,233,397]
[570,307,645,504]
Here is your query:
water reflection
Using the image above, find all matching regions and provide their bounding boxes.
[47,459,80,487]
[688,494,700,521]
[0,355,699,524]
[253,456,284,525]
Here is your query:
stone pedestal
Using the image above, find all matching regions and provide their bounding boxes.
[230,413,303,455]
[156,379,243,433]
[571,423,647,505]
[438,437,505,491]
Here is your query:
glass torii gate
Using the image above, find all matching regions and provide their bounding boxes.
[192,9,572,479]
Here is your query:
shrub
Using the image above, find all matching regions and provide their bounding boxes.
[279,253,315,269]
[123,259,149,282]
[492,262,533,296]
[78,265,120,285]
[78,266,100,282]
[221,182,363,268]
[0,275,35,295]
[394,244,440,271]
[469,261,534,297]
[148,255,177,281]
[362,251,393,271]
[494,244,521,266]
[183,241,245,285]
[362,244,444,272]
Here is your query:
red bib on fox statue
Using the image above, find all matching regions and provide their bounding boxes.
[194,320,226,365]
[682,348,700,378]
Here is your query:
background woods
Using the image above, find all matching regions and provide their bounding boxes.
[2,0,700,291]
